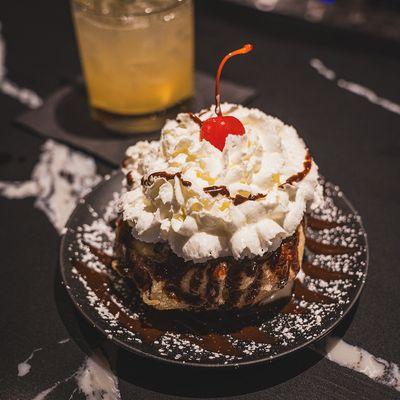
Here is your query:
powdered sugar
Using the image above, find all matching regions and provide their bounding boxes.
[65,175,368,365]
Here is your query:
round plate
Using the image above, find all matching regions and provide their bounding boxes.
[60,172,368,368]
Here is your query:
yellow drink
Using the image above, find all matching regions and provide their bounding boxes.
[71,0,194,131]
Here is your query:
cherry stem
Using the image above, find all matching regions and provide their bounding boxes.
[215,44,253,116]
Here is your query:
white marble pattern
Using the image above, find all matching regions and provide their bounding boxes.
[75,351,121,400]
[0,22,43,108]
[0,141,110,397]
[17,338,70,378]
[0,139,101,233]
[310,58,336,80]
[310,58,400,116]
[324,337,400,392]
[0,17,114,400]
[18,347,43,377]
[337,79,400,115]
[312,337,400,393]
[29,350,121,400]
[32,381,63,400]
[32,371,77,400]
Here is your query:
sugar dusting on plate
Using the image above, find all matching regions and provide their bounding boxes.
[65,178,368,366]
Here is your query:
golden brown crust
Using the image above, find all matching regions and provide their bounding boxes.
[113,219,304,311]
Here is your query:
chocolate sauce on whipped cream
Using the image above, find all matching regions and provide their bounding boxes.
[203,185,266,205]
[141,171,192,187]
[279,149,312,188]
[203,185,230,197]
[188,112,203,127]
[139,148,312,208]
[233,193,266,205]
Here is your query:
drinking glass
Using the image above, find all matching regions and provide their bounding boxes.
[71,0,194,133]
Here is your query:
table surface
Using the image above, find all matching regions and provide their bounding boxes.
[1,1,399,399]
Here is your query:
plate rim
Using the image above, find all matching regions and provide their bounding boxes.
[60,171,369,368]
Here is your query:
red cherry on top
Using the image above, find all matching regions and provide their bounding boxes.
[201,115,245,151]
[199,44,253,151]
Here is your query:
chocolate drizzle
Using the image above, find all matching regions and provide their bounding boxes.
[307,215,341,230]
[126,171,135,187]
[188,112,203,127]
[140,149,312,206]
[302,261,349,281]
[279,149,312,188]
[281,299,308,315]
[306,237,354,255]
[73,260,163,344]
[293,279,335,304]
[233,193,266,205]
[141,171,192,188]
[244,264,263,304]
[192,333,240,356]
[122,157,131,168]
[189,268,203,294]
[83,242,113,267]
[231,326,275,344]
[203,185,230,198]
[113,219,302,312]
[203,185,266,205]
[72,210,359,359]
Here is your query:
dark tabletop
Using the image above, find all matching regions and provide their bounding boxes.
[1,1,400,399]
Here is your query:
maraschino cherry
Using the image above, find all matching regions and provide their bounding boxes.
[200,44,253,151]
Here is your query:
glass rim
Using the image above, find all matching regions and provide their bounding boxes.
[71,0,190,18]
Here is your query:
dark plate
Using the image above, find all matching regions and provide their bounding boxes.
[60,172,368,368]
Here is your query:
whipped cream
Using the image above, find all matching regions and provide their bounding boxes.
[119,103,322,263]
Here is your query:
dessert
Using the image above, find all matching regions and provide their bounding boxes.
[113,45,322,311]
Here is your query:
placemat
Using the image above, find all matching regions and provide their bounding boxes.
[16,72,257,167]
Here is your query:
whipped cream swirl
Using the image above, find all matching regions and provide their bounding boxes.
[119,104,322,263]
